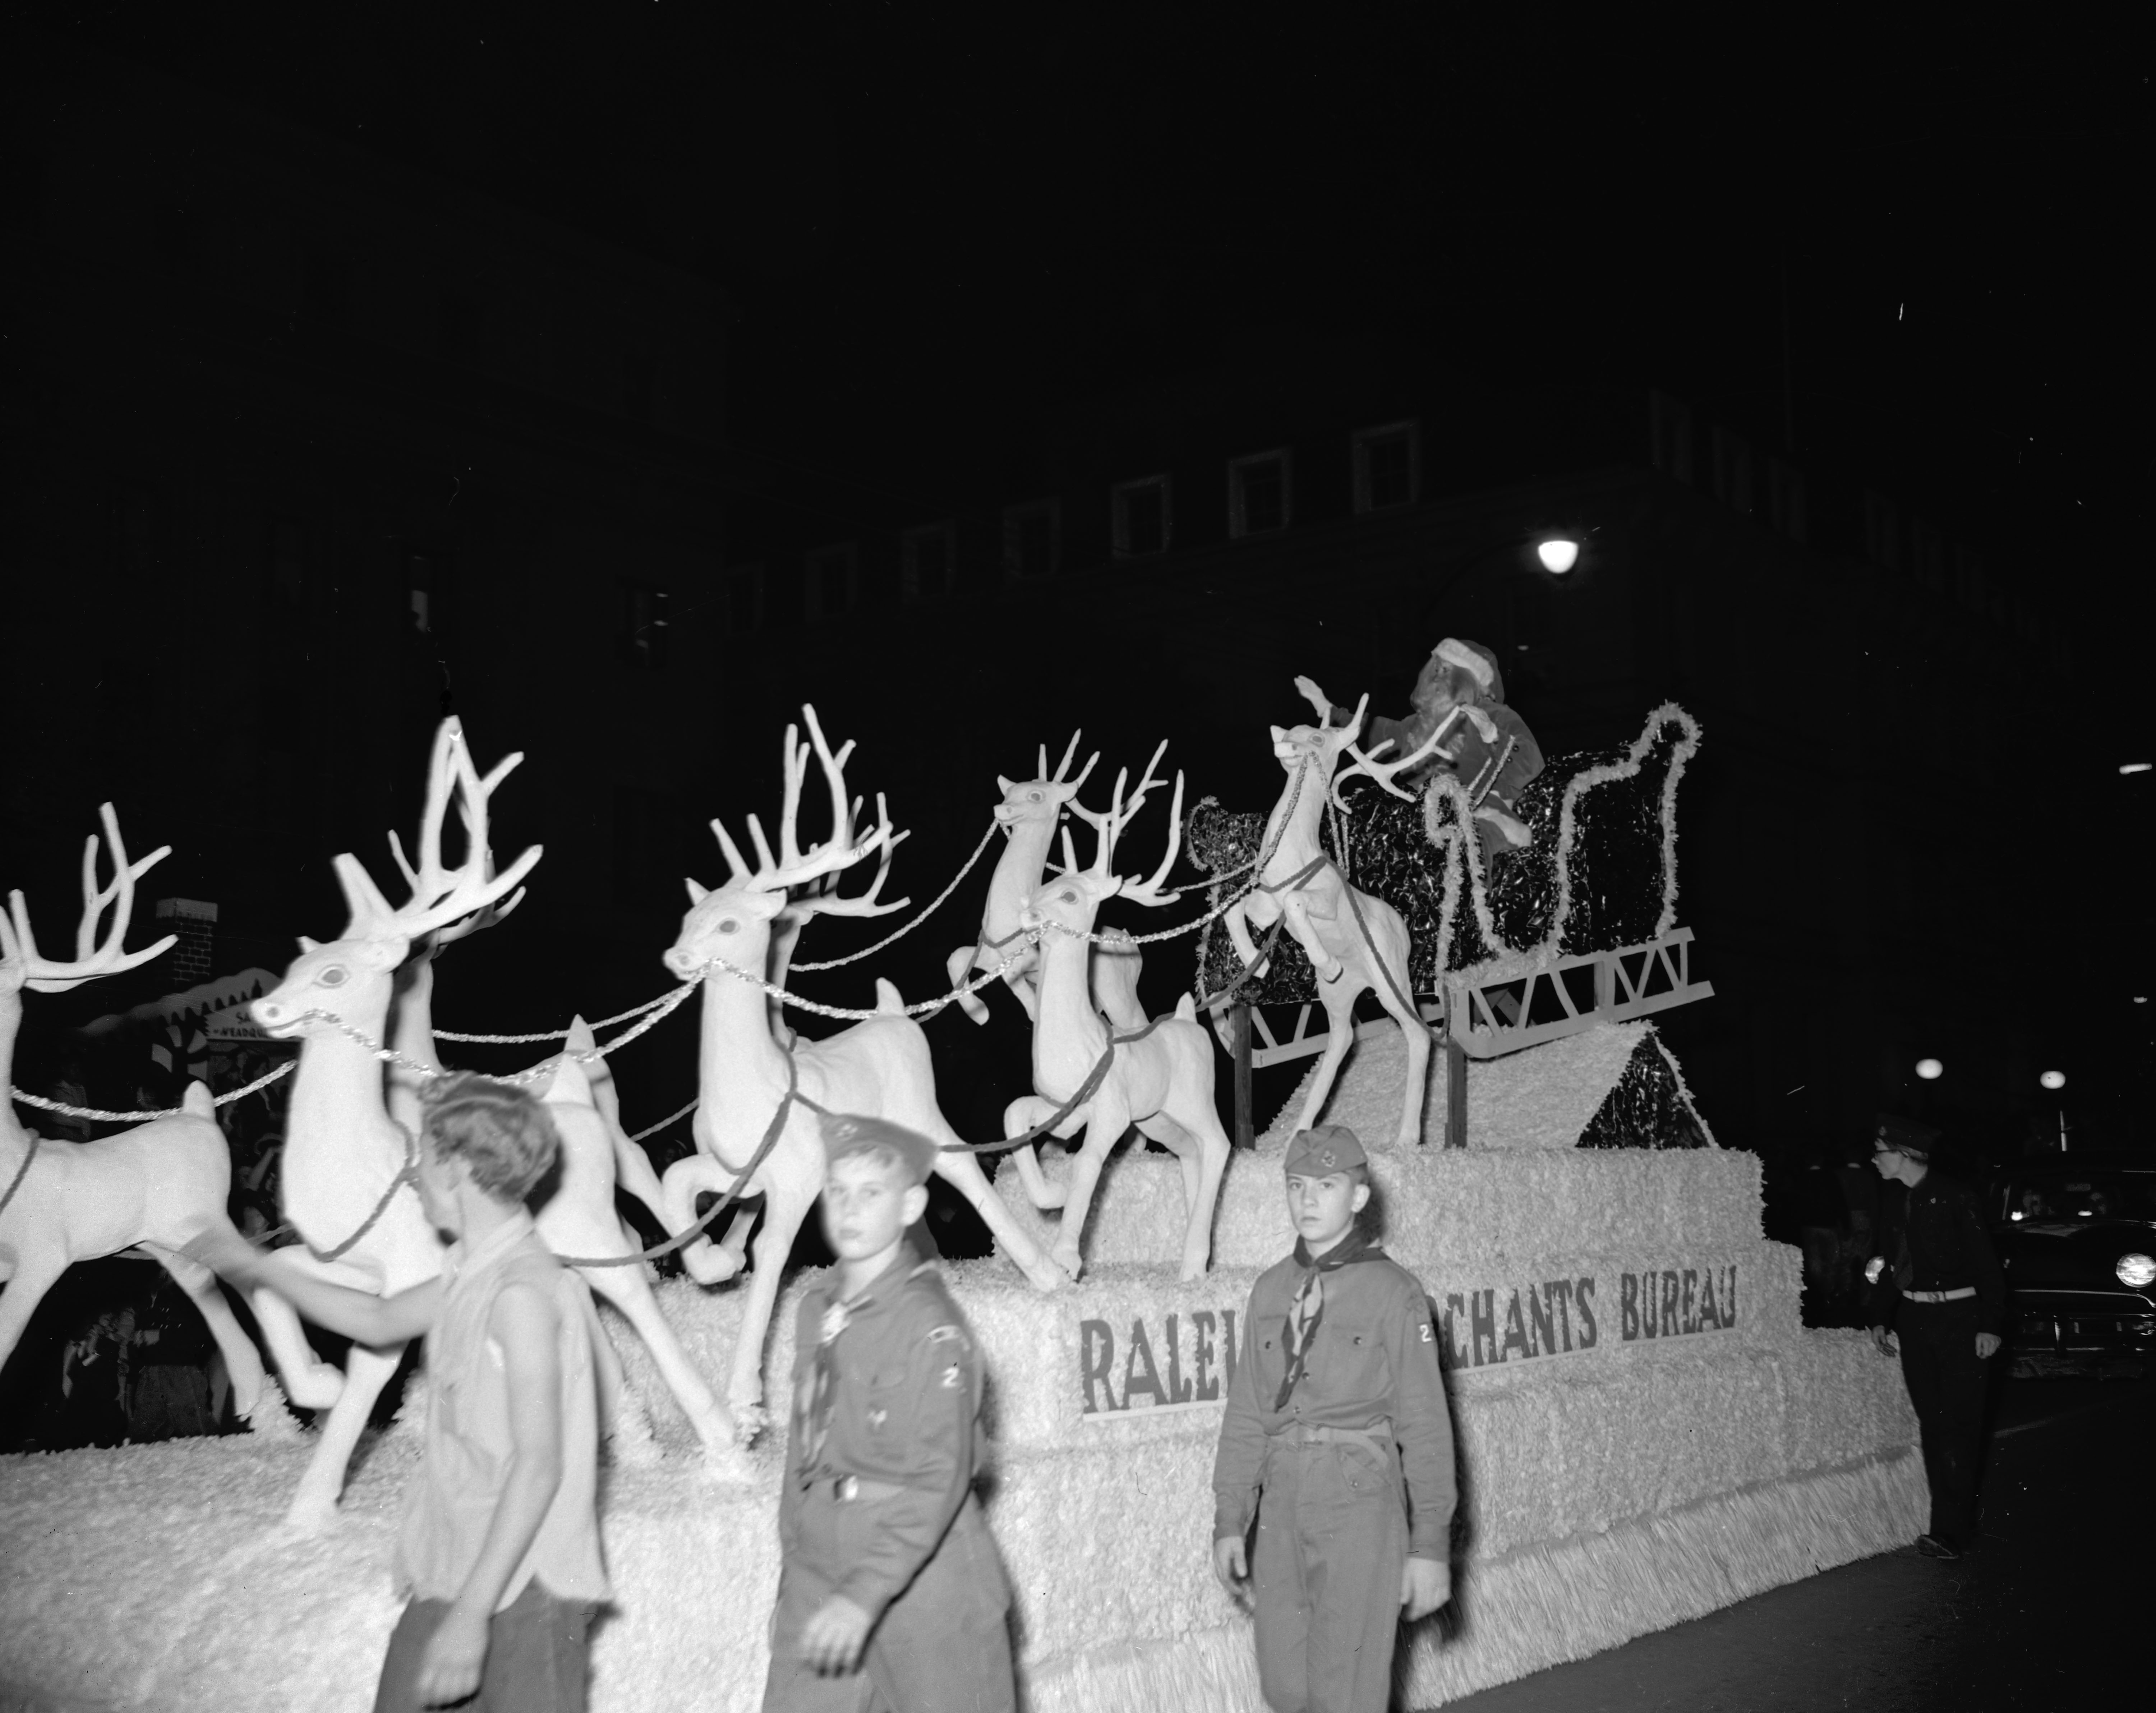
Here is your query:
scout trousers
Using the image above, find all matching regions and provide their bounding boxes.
[762,1489,1014,1713]
[1251,1433,1409,1713]
[374,1579,591,1713]
[1897,1296,1990,1549]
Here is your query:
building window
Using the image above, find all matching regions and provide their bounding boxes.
[1111,476,1173,558]
[1351,422,1418,513]
[619,581,669,669]
[725,565,765,635]
[1228,451,1291,538]
[901,522,957,603]
[805,543,858,624]
[1003,500,1060,580]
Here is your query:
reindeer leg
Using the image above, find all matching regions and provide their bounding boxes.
[143,1240,271,1421]
[1292,969,1367,1136]
[248,1285,347,1410]
[931,1136,1068,1290]
[660,1154,751,1285]
[1050,1095,1128,1283]
[580,1260,747,1475]
[0,1248,65,1382]
[1223,901,1268,977]
[282,1339,406,1534]
[609,1133,672,1235]
[1000,1096,1069,1211]
[1358,899,1432,1146]
[947,944,993,1026]
[1284,894,1346,982]
[724,1179,816,1441]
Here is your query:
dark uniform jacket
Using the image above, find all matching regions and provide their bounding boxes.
[1212,1238,1457,1560]
[1866,1173,2007,1337]
[778,1248,1006,1624]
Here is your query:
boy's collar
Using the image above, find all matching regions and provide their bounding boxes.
[452,1207,535,1271]
[1293,1221,1382,1272]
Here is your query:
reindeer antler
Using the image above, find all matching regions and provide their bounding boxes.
[386,721,528,946]
[1,804,178,994]
[705,706,907,902]
[1054,760,1185,907]
[1067,738,1168,847]
[335,718,542,943]
[1331,703,1457,806]
[1044,730,1096,788]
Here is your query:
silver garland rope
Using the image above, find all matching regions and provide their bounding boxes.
[8,1059,298,1123]
[788,818,998,971]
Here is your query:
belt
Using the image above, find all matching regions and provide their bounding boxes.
[1902,1287,1976,1303]
[1272,1420,1392,1449]
[811,1474,908,1504]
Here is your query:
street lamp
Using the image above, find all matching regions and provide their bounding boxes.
[2039,1070,2066,1091]
[1915,1058,1943,1081]
[1536,538,1580,574]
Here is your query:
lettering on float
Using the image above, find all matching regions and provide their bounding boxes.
[1438,1264,1738,1370]
[1077,1306,1241,1419]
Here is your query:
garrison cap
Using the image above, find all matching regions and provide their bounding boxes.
[1284,1124,1368,1177]
[820,1111,939,1185]
[1873,1114,1940,1162]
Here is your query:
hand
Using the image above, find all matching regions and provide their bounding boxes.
[1869,1325,1896,1358]
[797,1595,872,1676]
[416,1602,489,1708]
[1400,1555,1450,1621]
[1212,1535,1252,1609]
[1293,676,1331,718]
[1976,1332,2001,1359]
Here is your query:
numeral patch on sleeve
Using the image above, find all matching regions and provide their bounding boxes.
[940,1363,963,1389]
[1419,1322,1435,1343]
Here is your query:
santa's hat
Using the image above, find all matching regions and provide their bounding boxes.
[1434,637,1506,704]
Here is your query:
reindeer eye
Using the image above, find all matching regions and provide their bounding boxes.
[1060,890,1077,904]
[317,966,349,988]
[718,920,740,935]
[1029,791,1044,802]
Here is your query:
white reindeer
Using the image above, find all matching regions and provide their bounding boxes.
[378,726,743,1472]
[657,707,1068,1437]
[1002,765,1234,1282]
[1217,695,1445,1148]
[0,806,277,1429]
[944,733,1165,1030]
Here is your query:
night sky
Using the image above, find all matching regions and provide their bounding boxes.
[22,3,2148,681]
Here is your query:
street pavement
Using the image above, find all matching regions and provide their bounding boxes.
[1444,1369,2149,1711]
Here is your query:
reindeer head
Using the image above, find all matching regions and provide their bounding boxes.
[667,706,903,979]
[1018,762,1185,943]
[0,804,175,1003]
[1267,693,1371,789]
[992,731,1098,832]
[253,720,540,1040]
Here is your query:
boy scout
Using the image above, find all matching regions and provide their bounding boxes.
[1213,1124,1456,1713]
[763,1112,1014,1713]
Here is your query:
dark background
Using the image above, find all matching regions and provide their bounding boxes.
[3,5,2150,1184]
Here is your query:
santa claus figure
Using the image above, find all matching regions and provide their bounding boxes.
[1296,637,1542,871]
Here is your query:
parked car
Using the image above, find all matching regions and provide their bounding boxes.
[1991,1161,2156,1373]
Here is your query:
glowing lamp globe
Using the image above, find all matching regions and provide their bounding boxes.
[1536,539,1581,574]
[2040,1070,2066,1091]
[1915,1058,1943,1081]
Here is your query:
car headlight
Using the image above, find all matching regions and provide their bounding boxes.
[2118,1253,2156,1289]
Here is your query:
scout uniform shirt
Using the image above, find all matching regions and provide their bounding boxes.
[393,1210,609,1609]
[767,1245,1013,1713]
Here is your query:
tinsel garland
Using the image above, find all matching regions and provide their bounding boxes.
[1575,1024,1714,1150]
[1187,704,1703,1005]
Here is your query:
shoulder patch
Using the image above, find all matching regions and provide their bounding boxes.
[1419,1322,1435,1343]
[940,1362,964,1389]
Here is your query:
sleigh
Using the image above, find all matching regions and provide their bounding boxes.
[1187,703,1713,1071]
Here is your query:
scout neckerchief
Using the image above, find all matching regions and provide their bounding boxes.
[1273,1224,1385,1410]
[803,1242,921,1474]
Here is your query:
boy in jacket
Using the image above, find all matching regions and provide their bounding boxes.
[1212,1124,1456,1713]
[764,1113,1013,1713]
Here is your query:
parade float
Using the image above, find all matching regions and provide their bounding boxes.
[0,690,1922,1713]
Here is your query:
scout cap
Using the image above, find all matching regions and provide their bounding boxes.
[1284,1124,1367,1178]
[1873,1114,1939,1162]
[820,1111,939,1185]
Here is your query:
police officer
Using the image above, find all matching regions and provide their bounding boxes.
[763,1112,1014,1713]
[1865,1115,2005,1560]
